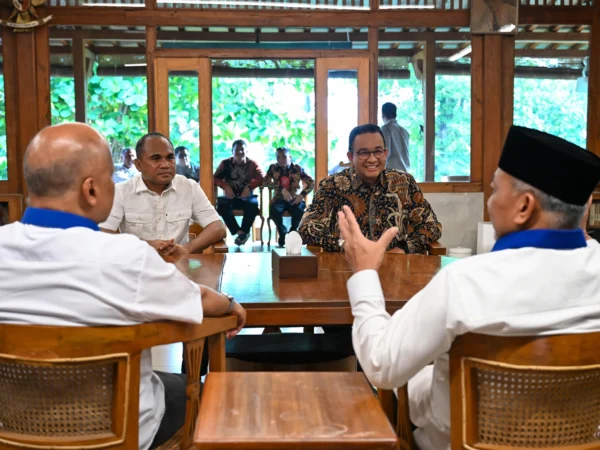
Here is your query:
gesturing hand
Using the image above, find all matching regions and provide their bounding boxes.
[337,205,398,274]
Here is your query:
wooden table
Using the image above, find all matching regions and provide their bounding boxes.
[194,372,399,449]
[186,252,443,327]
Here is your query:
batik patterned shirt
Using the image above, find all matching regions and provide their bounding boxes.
[213,157,264,197]
[263,163,315,202]
[298,168,442,254]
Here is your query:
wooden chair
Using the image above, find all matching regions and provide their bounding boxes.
[0,316,236,450]
[189,223,228,254]
[194,372,399,449]
[214,186,265,246]
[264,185,304,246]
[395,332,600,450]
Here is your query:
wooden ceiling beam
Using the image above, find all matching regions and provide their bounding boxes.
[518,6,593,25]
[46,7,470,27]
[380,47,588,58]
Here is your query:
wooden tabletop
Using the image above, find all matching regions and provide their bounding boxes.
[185,252,443,327]
[194,372,399,450]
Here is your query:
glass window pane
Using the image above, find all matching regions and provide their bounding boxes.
[88,55,148,167]
[435,43,471,182]
[51,75,75,125]
[328,70,357,174]
[0,49,6,181]
[378,56,424,181]
[169,71,199,179]
[513,56,587,148]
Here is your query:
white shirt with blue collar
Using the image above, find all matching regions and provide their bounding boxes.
[348,228,600,450]
[0,208,204,450]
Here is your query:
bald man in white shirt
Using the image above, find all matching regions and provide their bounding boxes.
[0,123,246,450]
[340,126,600,450]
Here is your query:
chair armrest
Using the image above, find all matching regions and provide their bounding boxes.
[213,240,228,253]
[427,241,446,256]
[395,385,416,450]
[306,244,323,253]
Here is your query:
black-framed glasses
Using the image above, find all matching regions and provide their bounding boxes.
[352,149,386,160]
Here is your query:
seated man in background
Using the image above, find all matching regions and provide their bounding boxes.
[299,123,441,253]
[175,145,200,182]
[100,132,226,257]
[263,147,314,247]
[214,139,264,246]
[0,123,246,450]
[112,146,138,184]
[340,125,600,450]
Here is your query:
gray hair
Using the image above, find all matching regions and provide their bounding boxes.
[24,153,88,197]
[512,179,587,229]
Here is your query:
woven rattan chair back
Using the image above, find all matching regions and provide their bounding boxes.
[450,332,600,450]
[0,318,234,450]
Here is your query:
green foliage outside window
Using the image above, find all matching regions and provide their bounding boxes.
[33,65,588,185]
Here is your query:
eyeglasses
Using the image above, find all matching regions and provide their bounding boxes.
[352,149,387,160]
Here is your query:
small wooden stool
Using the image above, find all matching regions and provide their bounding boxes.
[194,372,399,449]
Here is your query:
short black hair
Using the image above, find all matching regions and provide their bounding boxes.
[232,139,247,151]
[174,146,189,157]
[276,146,290,156]
[121,147,134,157]
[382,102,397,119]
[135,132,173,158]
[348,124,386,152]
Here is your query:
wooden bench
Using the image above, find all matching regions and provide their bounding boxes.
[194,372,399,449]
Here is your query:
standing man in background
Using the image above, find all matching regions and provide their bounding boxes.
[381,102,410,172]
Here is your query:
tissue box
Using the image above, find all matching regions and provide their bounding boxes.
[272,248,318,279]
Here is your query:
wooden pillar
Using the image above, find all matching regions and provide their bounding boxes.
[72,38,88,123]
[146,26,157,132]
[423,39,436,182]
[587,2,600,158]
[471,34,515,219]
[2,24,51,199]
[368,27,379,124]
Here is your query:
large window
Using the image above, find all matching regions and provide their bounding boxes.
[378,40,472,183]
[378,57,424,181]
[0,49,6,181]
[212,59,315,181]
[435,43,471,182]
[513,57,587,148]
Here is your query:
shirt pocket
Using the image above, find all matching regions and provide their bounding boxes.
[165,209,192,224]
[124,211,153,236]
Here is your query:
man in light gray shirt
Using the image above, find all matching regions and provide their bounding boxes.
[381,102,410,172]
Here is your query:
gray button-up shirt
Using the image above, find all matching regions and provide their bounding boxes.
[382,119,410,172]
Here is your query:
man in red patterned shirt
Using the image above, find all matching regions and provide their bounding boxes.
[214,140,264,246]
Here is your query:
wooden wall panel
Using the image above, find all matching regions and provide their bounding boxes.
[146,26,157,132]
[424,39,436,182]
[480,35,515,219]
[0,27,20,195]
[198,58,214,203]
[73,38,88,123]
[368,27,379,125]
[588,4,600,158]
[470,36,483,184]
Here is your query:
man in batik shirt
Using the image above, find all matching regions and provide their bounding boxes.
[299,124,441,254]
[263,147,315,247]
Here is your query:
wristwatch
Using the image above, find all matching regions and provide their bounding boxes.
[221,291,235,314]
